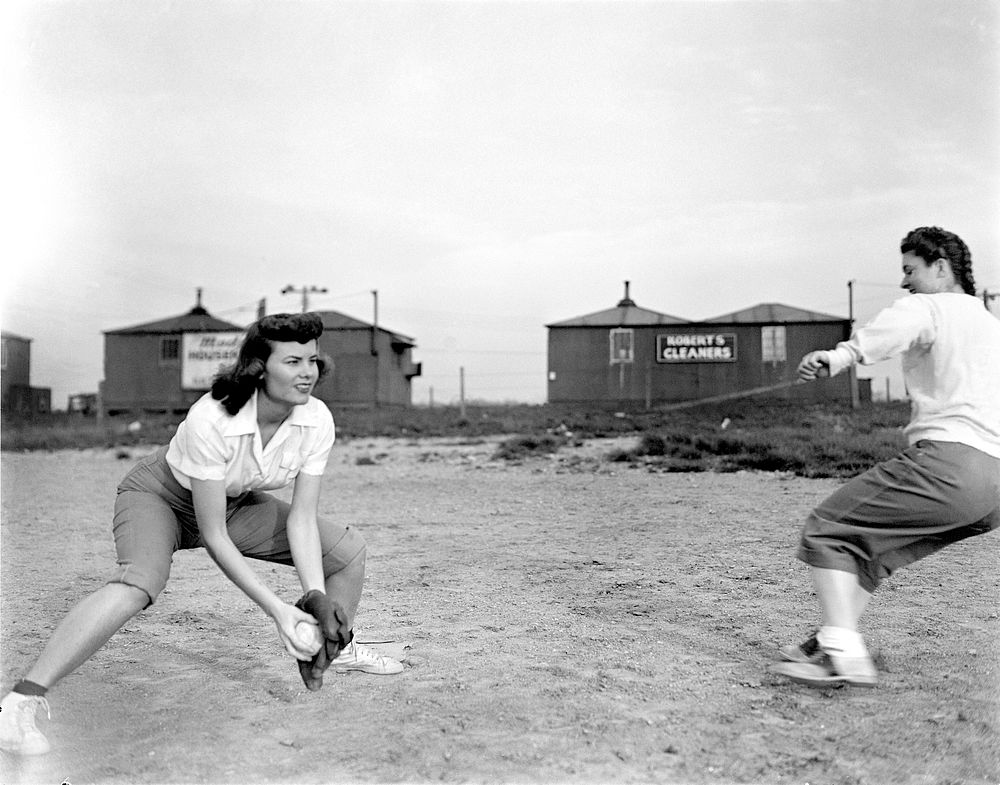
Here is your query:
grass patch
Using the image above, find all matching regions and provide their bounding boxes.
[2,399,911,479]
[607,414,907,478]
[0,413,179,452]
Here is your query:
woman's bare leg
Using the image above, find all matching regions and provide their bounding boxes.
[23,583,149,689]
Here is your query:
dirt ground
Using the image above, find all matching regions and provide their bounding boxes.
[1,436,998,785]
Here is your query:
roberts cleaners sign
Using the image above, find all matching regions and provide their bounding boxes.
[657,333,737,363]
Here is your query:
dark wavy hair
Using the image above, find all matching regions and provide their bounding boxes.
[900,226,976,296]
[211,312,331,415]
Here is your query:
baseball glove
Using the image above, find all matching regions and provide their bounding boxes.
[294,590,352,691]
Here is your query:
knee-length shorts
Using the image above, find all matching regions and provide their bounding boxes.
[109,447,366,605]
[798,440,1000,593]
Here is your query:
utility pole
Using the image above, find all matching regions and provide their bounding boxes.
[459,367,466,418]
[370,290,379,356]
[371,289,379,408]
[848,279,859,409]
[281,284,328,313]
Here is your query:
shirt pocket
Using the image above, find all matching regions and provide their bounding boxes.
[279,449,303,479]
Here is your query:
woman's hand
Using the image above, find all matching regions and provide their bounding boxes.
[797,350,831,381]
[292,590,352,691]
[271,601,323,661]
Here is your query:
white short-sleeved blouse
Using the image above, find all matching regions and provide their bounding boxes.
[165,391,335,497]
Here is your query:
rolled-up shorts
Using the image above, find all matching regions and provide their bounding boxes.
[109,447,366,605]
[798,440,1000,593]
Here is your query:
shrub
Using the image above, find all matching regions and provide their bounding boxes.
[636,433,667,456]
[492,434,565,461]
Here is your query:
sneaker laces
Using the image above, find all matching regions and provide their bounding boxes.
[352,642,380,663]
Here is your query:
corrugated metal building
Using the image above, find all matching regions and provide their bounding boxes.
[545,285,688,405]
[102,296,422,416]
[102,295,244,416]
[546,284,860,407]
[311,310,421,408]
[1,331,52,416]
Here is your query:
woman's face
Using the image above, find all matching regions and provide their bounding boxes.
[900,251,950,295]
[260,339,320,407]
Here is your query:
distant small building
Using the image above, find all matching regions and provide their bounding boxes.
[102,291,244,417]
[1,331,52,417]
[547,283,860,407]
[986,289,1000,319]
[312,310,421,407]
[67,393,99,415]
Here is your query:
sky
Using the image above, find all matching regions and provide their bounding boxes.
[3,0,998,409]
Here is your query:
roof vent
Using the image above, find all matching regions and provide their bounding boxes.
[188,287,208,316]
[616,280,636,308]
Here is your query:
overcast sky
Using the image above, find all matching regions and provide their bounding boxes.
[4,0,998,409]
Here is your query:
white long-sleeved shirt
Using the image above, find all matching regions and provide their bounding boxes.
[824,292,1000,458]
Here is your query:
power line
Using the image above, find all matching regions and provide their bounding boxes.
[421,371,542,379]
[313,289,376,302]
[417,347,545,356]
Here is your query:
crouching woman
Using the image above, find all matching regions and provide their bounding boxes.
[0,312,401,757]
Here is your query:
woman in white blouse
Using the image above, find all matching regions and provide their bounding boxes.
[0,312,401,756]
[773,227,1000,689]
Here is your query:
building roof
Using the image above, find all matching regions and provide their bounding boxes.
[702,302,847,324]
[1,331,32,342]
[105,290,243,335]
[105,307,243,335]
[314,310,416,347]
[547,304,689,328]
[547,283,688,327]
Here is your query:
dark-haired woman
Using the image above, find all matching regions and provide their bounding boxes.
[772,227,1000,688]
[0,312,401,756]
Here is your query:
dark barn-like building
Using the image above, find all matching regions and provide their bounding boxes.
[1,331,52,416]
[696,302,861,402]
[312,310,421,408]
[102,295,244,416]
[547,285,860,408]
[101,296,422,417]
[546,286,688,405]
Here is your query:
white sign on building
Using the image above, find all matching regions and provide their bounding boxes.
[657,333,737,363]
[182,332,244,390]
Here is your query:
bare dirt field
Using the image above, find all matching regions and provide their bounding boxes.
[1,437,998,785]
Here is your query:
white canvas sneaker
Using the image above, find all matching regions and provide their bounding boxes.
[778,631,822,664]
[331,640,404,675]
[0,692,51,755]
[771,649,877,688]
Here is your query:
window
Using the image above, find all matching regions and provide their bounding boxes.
[761,325,787,363]
[609,328,634,364]
[160,336,180,365]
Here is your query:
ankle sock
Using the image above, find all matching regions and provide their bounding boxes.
[12,680,48,697]
[817,626,868,658]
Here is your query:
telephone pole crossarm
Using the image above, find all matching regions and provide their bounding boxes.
[281,284,328,313]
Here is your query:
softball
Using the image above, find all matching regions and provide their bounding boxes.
[295,620,323,656]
